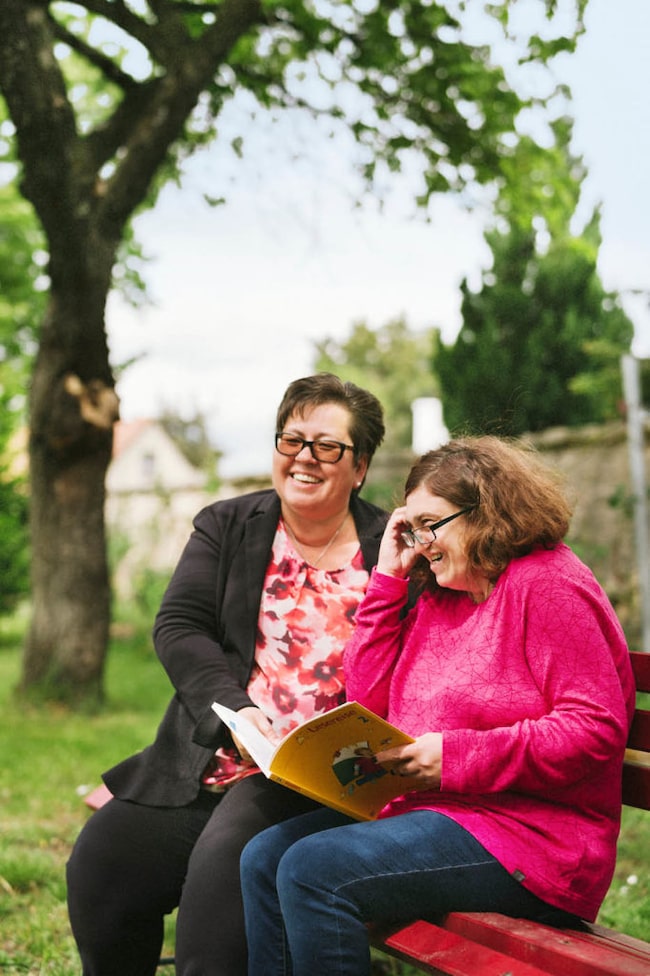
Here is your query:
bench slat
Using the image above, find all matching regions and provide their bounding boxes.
[627,709,650,751]
[374,912,650,976]
[629,651,650,693]
[444,912,650,976]
[622,759,650,808]
[373,920,553,976]
[83,783,113,810]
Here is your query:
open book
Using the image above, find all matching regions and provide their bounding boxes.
[212,701,419,820]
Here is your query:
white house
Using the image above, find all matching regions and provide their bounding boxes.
[106,419,213,597]
[107,418,207,494]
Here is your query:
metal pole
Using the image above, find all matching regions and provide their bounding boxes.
[621,354,650,652]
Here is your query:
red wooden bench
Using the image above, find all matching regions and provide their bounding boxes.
[369,650,650,975]
[83,652,650,974]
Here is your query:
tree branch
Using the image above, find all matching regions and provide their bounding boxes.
[46,12,137,91]
[70,0,155,53]
[0,1,83,255]
[94,0,265,235]
[75,0,218,66]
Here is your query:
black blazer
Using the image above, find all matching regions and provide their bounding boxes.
[104,489,388,806]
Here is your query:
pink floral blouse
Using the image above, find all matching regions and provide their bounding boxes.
[202,519,370,789]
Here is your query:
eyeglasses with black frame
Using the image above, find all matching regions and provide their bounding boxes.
[401,506,476,548]
[275,432,355,464]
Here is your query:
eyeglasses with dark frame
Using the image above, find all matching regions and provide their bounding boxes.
[275,432,355,464]
[401,506,476,548]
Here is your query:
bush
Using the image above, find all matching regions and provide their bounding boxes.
[0,476,29,616]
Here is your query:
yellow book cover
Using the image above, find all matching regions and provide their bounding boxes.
[211,701,418,820]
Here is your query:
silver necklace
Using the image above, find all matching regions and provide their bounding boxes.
[283,515,349,568]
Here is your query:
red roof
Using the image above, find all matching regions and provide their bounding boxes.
[112,419,153,459]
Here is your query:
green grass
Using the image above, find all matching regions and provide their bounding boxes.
[598,806,650,937]
[0,611,177,974]
[0,610,648,974]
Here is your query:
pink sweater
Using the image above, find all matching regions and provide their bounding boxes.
[343,544,635,921]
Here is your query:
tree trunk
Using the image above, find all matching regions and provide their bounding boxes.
[23,437,112,703]
[20,282,118,705]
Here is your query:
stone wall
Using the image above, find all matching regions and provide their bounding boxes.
[528,422,640,644]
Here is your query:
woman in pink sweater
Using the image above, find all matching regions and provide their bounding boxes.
[240,436,636,976]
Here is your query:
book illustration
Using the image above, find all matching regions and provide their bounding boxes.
[212,700,419,820]
[331,740,396,788]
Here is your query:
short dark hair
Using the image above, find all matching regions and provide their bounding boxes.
[276,373,385,466]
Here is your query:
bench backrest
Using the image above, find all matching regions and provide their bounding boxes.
[623,650,650,810]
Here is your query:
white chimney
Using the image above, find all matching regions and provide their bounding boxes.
[411,397,449,454]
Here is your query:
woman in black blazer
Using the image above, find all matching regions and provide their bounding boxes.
[67,373,388,976]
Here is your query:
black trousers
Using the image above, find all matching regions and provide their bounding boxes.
[66,775,320,976]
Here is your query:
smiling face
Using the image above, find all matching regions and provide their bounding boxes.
[272,403,368,523]
[404,485,491,601]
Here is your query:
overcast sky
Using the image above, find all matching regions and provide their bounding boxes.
[107,0,650,477]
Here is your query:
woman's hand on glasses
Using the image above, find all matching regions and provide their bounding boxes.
[376,507,423,579]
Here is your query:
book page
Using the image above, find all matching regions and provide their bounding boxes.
[212,703,277,774]
[212,701,418,819]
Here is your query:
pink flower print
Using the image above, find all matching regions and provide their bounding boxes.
[272,685,298,715]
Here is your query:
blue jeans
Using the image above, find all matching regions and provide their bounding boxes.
[240,807,578,976]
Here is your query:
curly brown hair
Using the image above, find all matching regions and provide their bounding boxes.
[405,436,572,587]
